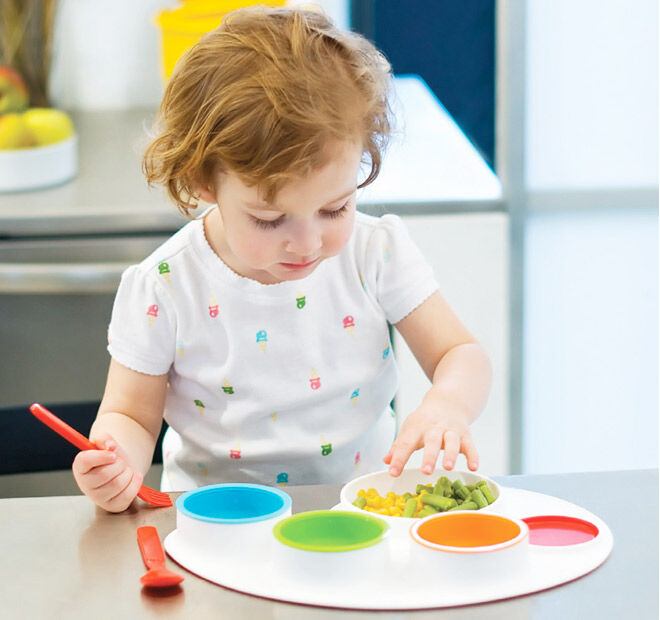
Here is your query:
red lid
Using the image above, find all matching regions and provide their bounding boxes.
[522,515,599,546]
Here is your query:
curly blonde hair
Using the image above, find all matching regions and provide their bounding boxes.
[143,6,393,217]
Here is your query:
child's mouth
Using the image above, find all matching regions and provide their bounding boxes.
[279,258,319,270]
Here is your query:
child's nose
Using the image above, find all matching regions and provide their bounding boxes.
[285,221,322,256]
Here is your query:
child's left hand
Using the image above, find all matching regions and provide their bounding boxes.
[383,394,479,477]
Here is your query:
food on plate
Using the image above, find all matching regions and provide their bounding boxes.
[352,476,496,518]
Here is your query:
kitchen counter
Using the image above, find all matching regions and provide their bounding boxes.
[0,76,502,237]
[0,469,656,619]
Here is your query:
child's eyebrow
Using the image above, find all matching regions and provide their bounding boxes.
[245,187,356,212]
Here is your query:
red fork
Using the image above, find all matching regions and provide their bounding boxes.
[29,403,172,508]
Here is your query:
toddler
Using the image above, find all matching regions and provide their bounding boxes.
[73,6,492,512]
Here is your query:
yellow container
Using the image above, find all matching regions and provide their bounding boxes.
[156,1,286,81]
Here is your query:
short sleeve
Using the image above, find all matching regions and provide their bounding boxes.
[107,265,176,375]
[363,214,438,324]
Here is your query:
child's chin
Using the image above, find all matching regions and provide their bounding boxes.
[279,268,316,281]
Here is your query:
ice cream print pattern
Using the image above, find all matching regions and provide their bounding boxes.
[309,368,321,390]
[256,329,268,352]
[157,261,171,283]
[194,399,205,415]
[350,388,360,405]
[230,443,241,459]
[320,435,332,456]
[343,315,355,337]
[146,304,158,326]
[296,293,306,309]
[222,378,234,394]
[382,341,391,359]
[277,472,288,485]
[208,294,219,318]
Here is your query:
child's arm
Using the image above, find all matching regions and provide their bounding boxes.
[72,359,168,512]
[383,291,492,476]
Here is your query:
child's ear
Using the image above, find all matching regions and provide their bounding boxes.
[191,181,216,204]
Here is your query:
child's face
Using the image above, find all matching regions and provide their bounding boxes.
[202,141,363,284]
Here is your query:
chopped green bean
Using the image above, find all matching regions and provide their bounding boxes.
[352,496,367,509]
[455,486,470,501]
[421,493,457,511]
[403,497,418,518]
[480,484,496,504]
[470,488,488,509]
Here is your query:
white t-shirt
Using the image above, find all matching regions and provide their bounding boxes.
[107,211,438,490]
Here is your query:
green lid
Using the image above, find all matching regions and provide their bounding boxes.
[273,510,389,552]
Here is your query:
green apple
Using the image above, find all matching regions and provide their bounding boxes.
[23,107,75,146]
[0,66,29,114]
[0,113,35,149]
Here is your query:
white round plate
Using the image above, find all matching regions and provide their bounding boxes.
[164,487,613,610]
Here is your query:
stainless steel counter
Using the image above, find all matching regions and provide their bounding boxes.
[0,470,656,619]
[0,109,186,236]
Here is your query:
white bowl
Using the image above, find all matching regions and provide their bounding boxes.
[409,511,530,587]
[339,468,502,532]
[0,136,77,192]
[272,510,390,584]
[176,483,292,557]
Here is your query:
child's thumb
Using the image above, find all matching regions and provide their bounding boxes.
[92,432,116,451]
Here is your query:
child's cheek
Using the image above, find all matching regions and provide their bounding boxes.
[240,236,271,266]
[325,214,355,255]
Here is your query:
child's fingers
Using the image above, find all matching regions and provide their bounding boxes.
[94,466,136,504]
[86,459,131,490]
[103,471,143,513]
[420,428,445,474]
[441,430,461,470]
[460,434,479,471]
[72,448,116,476]
[387,433,420,477]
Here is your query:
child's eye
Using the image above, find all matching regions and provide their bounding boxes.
[321,203,348,219]
[250,215,284,230]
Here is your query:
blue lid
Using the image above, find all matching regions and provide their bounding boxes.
[176,483,292,524]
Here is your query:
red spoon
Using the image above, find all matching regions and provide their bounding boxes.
[137,526,184,588]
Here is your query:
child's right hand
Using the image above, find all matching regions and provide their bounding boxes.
[72,432,144,513]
